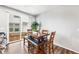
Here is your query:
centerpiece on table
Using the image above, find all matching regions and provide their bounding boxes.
[31,21,41,35]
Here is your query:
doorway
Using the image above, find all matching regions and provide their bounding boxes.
[9,15,21,42]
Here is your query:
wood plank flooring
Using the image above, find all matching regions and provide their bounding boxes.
[3,41,78,54]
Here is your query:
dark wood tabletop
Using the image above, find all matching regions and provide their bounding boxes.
[32,33,50,39]
[24,33,50,46]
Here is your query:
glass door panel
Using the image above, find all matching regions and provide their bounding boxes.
[9,15,21,42]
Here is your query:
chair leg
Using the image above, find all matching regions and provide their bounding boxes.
[24,38,25,45]
[49,44,51,54]
[28,41,30,53]
[47,41,51,54]
[52,45,54,54]
[48,42,54,54]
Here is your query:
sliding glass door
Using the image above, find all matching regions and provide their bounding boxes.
[9,15,21,42]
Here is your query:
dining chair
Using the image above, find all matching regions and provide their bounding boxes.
[27,29,32,36]
[47,31,56,54]
[42,30,48,40]
[27,29,34,53]
[42,30,48,35]
[24,29,32,48]
[41,30,48,53]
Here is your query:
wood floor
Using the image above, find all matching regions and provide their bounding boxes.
[3,41,77,54]
[4,41,28,54]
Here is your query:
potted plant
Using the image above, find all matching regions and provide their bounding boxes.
[31,21,39,32]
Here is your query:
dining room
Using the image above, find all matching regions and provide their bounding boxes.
[0,5,79,54]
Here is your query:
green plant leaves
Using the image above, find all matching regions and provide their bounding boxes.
[31,21,39,32]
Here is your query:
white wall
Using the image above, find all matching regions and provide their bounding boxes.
[0,9,9,43]
[37,6,79,53]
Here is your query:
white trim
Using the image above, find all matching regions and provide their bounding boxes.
[8,40,22,44]
[54,43,79,53]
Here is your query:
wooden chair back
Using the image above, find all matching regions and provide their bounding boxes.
[48,31,56,54]
[27,29,32,36]
[42,30,48,35]
[49,32,56,42]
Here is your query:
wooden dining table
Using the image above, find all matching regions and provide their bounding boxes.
[24,33,50,54]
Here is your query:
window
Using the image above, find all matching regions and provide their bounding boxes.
[9,23,20,33]
[9,28,13,32]
[15,28,20,32]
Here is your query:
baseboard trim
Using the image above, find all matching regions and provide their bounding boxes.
[8,40,22,44]
[54,43,79,54]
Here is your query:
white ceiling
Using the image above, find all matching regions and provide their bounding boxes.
[7,5,59,15]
